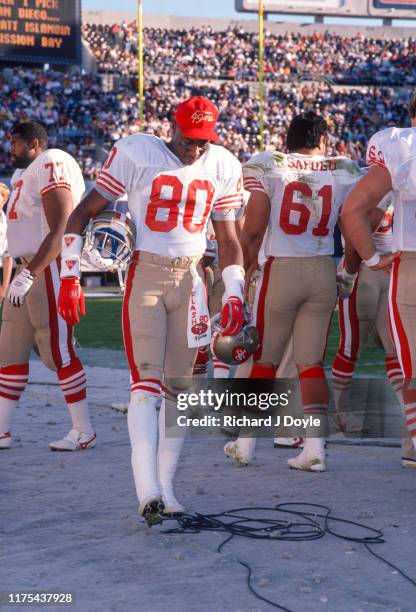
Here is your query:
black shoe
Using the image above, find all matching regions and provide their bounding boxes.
[141,499,165,526]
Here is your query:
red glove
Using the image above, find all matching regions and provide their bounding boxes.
[58,278,86,325]
[220,296,244,336]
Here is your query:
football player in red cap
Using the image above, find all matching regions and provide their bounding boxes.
[58,96,245,524]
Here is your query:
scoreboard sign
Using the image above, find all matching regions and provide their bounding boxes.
[373,0,416,7]
[0,0,81,65]
[236,0,416,17]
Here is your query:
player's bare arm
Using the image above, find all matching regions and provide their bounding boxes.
[65,188,111,236]
[341,165,399,270]
[212,218,244,271]
[239,191,270,298]
[339,207,387,271]
[8,188,74,307]
[213,218,245,336]
[338,205,393,298]
[25,188,74,277]
[239,191,270,270]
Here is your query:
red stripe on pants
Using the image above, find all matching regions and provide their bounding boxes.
[389,258,412,379]
[44,265,63,369]
[122,253,141,385]
[253,257,273,362]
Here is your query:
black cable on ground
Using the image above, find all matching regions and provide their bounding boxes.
[162,503,416,611]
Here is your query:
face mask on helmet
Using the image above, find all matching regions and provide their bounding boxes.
[83,211,137,273]
[211,314,260,366]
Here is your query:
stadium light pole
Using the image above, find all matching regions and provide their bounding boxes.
[138,0,144,132]
[258,0,264,151]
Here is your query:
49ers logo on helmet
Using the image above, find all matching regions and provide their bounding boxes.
[191,322,208,336]
[232,346,249,363]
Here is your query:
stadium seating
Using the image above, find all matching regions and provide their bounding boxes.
[0,23,413,175]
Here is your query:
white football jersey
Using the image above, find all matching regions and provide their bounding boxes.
[0,211,8,257]
[367,127,416,251]
[94,134,243,257]
[243,151,361,257]
[7,149,85,258]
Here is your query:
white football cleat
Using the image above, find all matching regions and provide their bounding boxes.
[288,438,326,472]
[0,431,11,449]
[274,437,304,449]
[49,429,96,451]
[224,437,256,466]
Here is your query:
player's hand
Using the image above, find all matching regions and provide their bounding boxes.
[220,296,244,336]
[8,268,34,307]
[369,251,401,272]
[336,268,357,300]
[58,277,86,325]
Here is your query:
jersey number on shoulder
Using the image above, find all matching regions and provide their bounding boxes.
[280,182,332,237]
[8,180,23,220]
[145,174,214,233]
[44,162,65,183]
[103,147,117,170]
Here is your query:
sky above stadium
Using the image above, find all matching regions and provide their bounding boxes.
[83,0,416,25]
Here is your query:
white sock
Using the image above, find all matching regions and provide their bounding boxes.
[213,358,230,379]
[157,397,186,512]
[66,399,93,434]
[304,437,325,456]
[128,392,161,508]
[235,434,257,461]
[412,437,416,451]
[0,396,18,433]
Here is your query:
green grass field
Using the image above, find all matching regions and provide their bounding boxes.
[75,297,386,374]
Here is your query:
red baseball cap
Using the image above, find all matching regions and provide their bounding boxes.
[174,96,221,142]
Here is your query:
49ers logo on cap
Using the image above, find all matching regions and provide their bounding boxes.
[232,346,249,363]
[191,111,215,125]
[174,96,220,142]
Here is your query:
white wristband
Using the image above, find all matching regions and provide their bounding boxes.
[338,268,358,282]
[364,253,380,268]
[61,234,83,279]
[61,255,81,278]
[222,264,245,301]
[62,234,83,257]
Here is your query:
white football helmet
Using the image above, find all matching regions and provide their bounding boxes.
[83,211,136,273]
[211,314,259,366]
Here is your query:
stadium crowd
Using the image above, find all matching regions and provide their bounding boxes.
[84,22,416,86]
[0,24,412,175]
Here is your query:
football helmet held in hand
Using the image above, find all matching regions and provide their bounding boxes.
[211,309,259,365]
[83,211,136,273]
